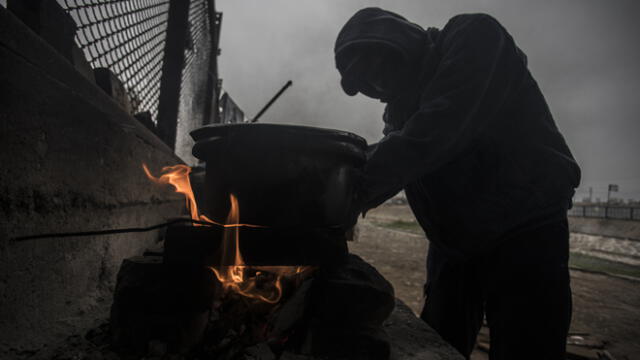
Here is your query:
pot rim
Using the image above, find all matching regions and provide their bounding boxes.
[190,123,368,149]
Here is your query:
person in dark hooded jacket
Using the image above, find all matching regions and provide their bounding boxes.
[335,7,581,360]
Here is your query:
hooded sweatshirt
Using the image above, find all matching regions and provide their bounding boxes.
[335,8,581,259]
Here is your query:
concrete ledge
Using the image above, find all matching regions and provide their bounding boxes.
[387,301,464,359]
[0,5,171,156]
[0,5,187,354]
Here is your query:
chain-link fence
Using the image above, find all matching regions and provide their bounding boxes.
[42,0,221,161]
[59,0,173,121]
[4,0,223,157]
[183,0,209,85]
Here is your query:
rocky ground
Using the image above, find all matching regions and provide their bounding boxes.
[350,203,640,360]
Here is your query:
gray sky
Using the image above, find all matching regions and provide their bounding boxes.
[217,0,640,201]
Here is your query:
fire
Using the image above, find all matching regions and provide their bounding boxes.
[143,163,314,304]
[210,194,313,304]
[143,163,208,223]
[142,164,259,228]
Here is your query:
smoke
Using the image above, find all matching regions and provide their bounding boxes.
[217,0,640,199]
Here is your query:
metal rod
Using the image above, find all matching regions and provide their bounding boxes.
[10,217,265,243]
[11,218,205,243]
[251,80,293,123]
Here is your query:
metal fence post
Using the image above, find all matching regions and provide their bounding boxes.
[203,0,222,125]
[157,0,191,149]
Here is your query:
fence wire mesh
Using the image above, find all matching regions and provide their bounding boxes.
[174,0,212,163]
[58,0,173,122]
[183,0,210,83]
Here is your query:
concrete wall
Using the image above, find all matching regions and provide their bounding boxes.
[0,7,186,356]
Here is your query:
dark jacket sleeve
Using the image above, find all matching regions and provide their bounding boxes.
[361,14,523,210]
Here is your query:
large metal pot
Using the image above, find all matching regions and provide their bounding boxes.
[191,123,367,229]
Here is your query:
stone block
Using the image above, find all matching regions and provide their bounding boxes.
[71,44,95,83]
[294,254,396,360]
[310,254,395,328]
[7,0,76,61]
[94,68,133,114]
[110,256,215,355]
[385,301,465,359]
[7,0,96,83]
[135,111,157,134]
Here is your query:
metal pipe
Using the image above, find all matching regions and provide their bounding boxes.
[251,80,293,123]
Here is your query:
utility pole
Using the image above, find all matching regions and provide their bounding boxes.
[607,184,619,204]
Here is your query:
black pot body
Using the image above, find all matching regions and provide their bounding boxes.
[191,124,367,229]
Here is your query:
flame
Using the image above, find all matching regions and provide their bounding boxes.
[210,194,314,304]
[143,163,206,223]
[142,163,260,228]
[143,163,314,304]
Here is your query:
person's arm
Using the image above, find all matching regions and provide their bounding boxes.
[361,14,525,211]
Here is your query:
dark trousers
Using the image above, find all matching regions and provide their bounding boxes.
[420,219,572,360]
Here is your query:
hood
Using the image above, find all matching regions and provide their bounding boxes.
[334,7,428,93]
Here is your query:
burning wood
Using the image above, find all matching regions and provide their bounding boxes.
[142,163,260,229]
[143,163,211,225]
[143,163,316,305]
[208,193,316,304]
[107,163,395,359]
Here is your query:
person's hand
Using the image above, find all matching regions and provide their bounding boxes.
[359,178,398,216]
[344,167,366,228]
[346,170,402,228]
[343,140,403,227]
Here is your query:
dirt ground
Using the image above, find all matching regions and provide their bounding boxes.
[349,204,640,360]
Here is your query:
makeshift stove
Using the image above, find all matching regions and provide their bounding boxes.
[110,124,397,360]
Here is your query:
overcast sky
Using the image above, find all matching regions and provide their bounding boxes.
[217,0,640,201]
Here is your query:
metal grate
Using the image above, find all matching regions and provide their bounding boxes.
[58,0,172,122]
